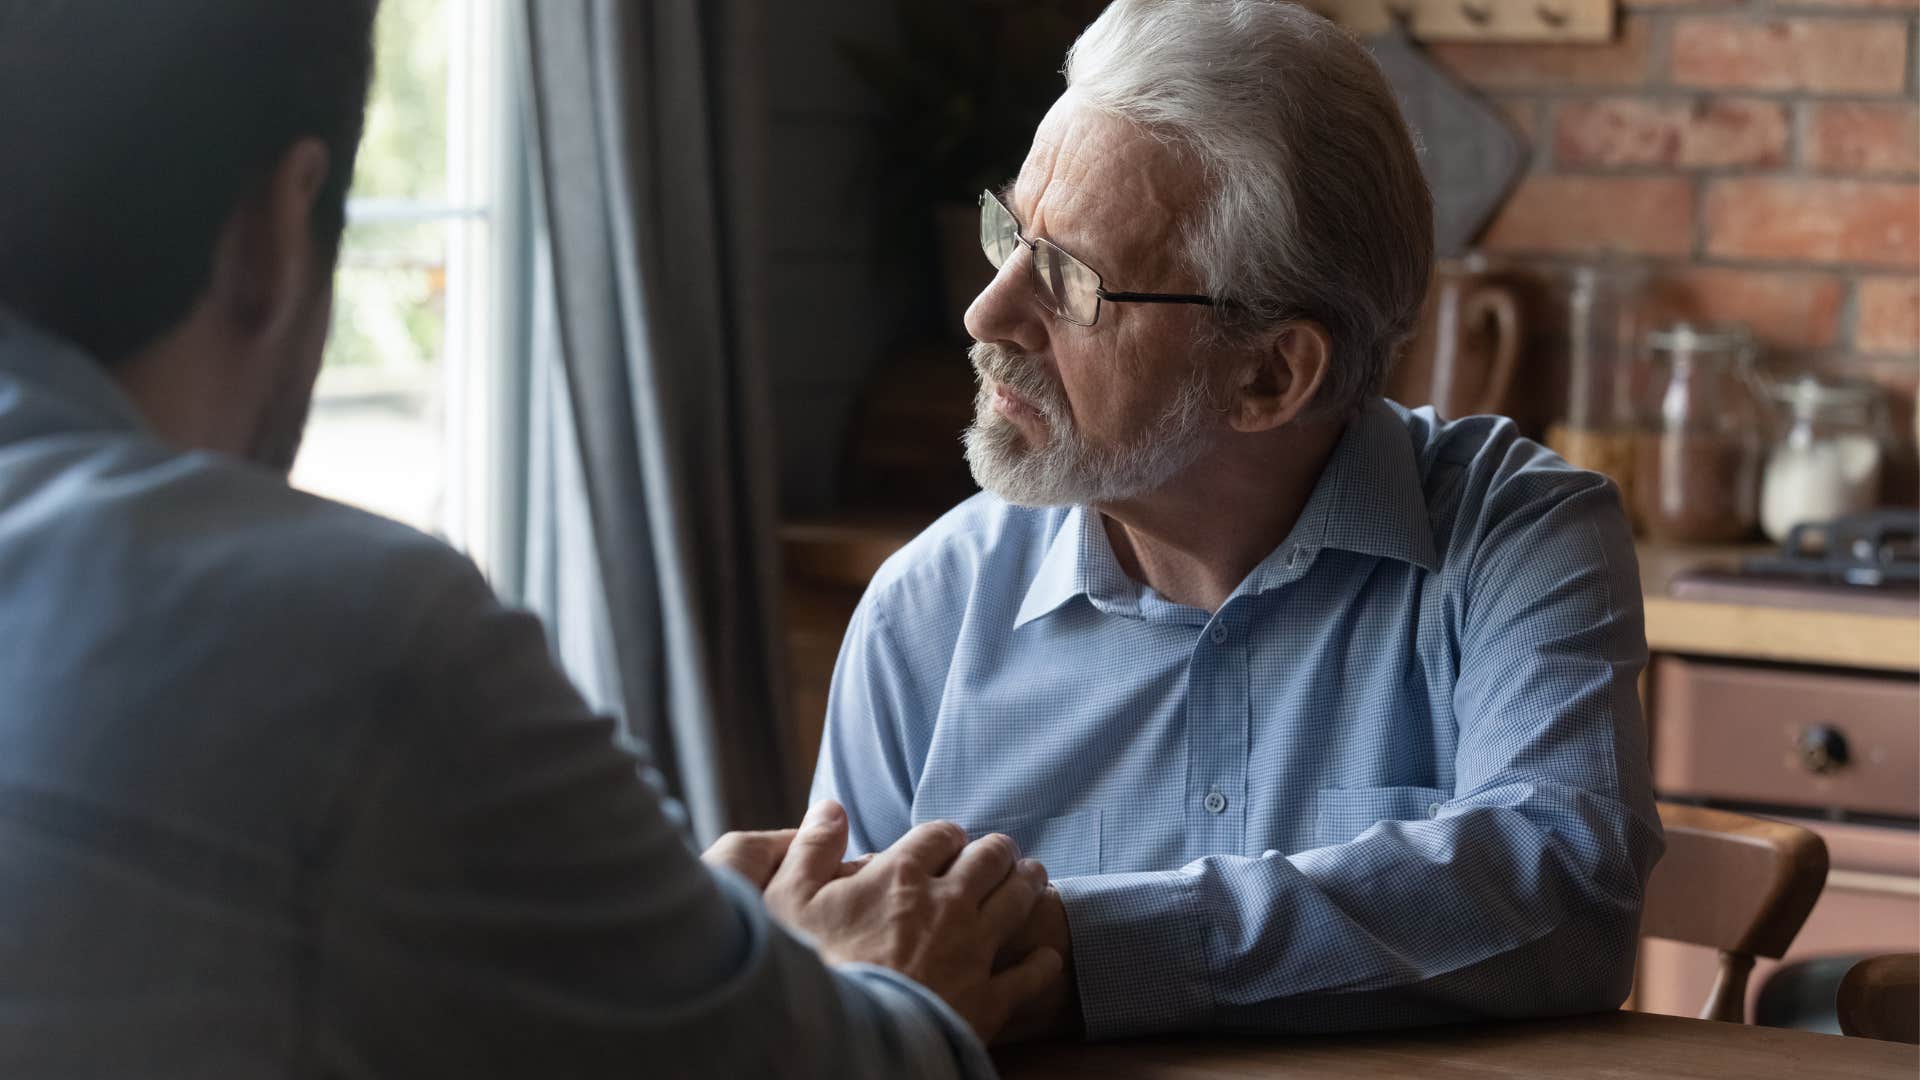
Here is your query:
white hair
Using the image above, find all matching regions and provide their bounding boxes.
[1065,0,1434,413]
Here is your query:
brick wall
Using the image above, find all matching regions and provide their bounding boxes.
[1432,2,1920,452]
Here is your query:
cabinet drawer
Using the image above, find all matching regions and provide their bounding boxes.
[1652,657,1920,818]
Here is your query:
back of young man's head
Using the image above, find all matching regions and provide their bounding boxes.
[0,1,379,367]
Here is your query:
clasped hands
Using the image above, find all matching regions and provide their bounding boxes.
[703,799,1079,1044]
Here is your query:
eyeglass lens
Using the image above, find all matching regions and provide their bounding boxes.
[978,190,1100,326]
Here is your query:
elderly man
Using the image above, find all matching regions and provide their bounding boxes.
[812,0,1664,1041]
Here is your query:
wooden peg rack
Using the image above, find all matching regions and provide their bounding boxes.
[1306,0,1616,42]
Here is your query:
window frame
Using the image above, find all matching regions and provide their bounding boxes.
[317,0,528,588]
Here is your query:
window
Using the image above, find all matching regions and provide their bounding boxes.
[292,0,520,577]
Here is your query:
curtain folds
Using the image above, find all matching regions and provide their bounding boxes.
[518,0,791,840]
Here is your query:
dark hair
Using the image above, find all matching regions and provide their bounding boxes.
[0,1,379,365]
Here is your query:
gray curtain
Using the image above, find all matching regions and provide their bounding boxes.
[518,0,792,840]
[521,235,625,724]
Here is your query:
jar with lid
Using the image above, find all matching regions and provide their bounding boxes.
[1759,376,1888,544]
[1631,324,1766,543]
[1545,262,1646,501]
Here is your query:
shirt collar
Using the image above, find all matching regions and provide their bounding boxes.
[1012,398,1439,627]
[1246,397,1440,593]
[0,308,150,436]
[1015,505,1138,628]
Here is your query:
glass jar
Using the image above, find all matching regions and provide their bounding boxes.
[1631,324,1766,543]
[1760,376,1889,544]
[1546,262,1647,501]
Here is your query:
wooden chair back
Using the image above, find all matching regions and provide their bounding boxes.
[1838,953,1920,1044]
[1640,803,1829,1023]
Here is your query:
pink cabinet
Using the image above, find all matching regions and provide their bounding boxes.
[1638,655,1920,1019]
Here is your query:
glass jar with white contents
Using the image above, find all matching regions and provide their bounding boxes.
[1760,376,1890,544]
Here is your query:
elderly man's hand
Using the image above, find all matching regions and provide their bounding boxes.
[759,799,1063,1045]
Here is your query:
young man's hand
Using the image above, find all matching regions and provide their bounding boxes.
[700,827,797,889]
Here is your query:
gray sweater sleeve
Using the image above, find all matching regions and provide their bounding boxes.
[311,557,995,1079]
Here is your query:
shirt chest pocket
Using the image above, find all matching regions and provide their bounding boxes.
[968,808,1102,879]
[1313,785,1450,848]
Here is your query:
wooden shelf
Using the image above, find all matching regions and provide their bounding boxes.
[782,514,929,588]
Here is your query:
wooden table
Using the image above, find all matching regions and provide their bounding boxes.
[993,1011,1919,1079]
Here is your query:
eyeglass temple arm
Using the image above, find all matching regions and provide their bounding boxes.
[1096,288,1219,306]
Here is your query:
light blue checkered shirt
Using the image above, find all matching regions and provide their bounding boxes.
[812,398,1665,1040]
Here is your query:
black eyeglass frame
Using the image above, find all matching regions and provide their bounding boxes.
[979,188,1230,327]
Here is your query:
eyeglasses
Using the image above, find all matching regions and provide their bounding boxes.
[979,188,1223,327]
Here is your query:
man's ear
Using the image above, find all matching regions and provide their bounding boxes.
[1224,320,1333,434]
[208,137,333,343]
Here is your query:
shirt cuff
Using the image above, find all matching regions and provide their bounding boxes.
[836,964,996,1080]
[1055,869,1214,1039]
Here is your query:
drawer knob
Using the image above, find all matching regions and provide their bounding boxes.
[1797,724,1850,775]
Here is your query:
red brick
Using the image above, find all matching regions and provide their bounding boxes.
[1482,176,1695,256]
[1809,103,1920,177]
[1858,276,1920,354]
[1644,269,1846,349]
[1431,17,1653,90]
[1670,18,1911,94]
[1555,98,1788,170]
[1705,179,1920,267]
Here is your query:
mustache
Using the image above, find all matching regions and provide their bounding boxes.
[969,342,1065,421]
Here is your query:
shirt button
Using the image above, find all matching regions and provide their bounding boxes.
[1204,791,1228,814]
[1209,624,1228,645]
[1427,802,1443,818]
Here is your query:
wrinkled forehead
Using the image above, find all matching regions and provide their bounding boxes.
[1009,96,1200,282]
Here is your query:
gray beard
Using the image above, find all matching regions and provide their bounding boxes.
[962,341,1217,507]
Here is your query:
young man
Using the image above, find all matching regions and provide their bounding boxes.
[0,3,1054,1074]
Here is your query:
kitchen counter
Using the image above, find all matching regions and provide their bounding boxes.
[1637,543,1918,674]
[782,518,1920,673]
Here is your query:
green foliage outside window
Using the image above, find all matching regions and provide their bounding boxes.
[325,0,449,374]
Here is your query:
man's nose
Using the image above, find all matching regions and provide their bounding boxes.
[964,250,1049,355]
